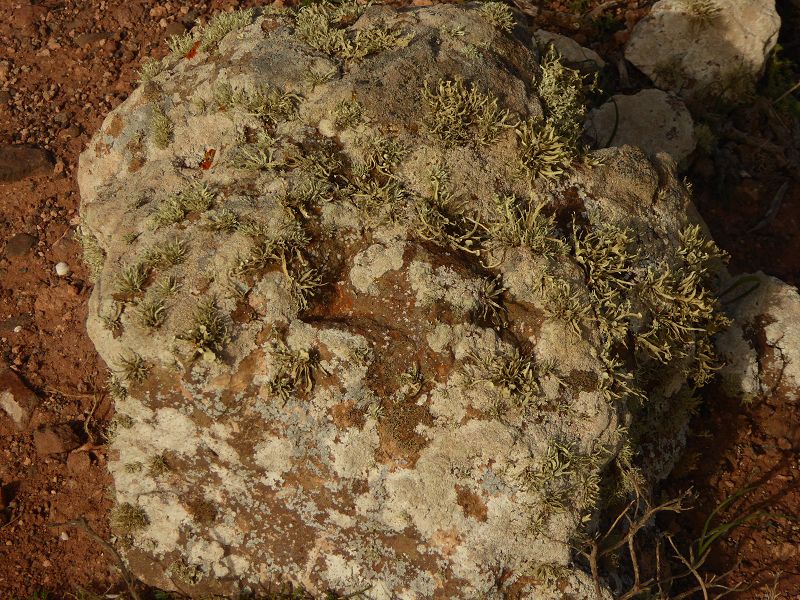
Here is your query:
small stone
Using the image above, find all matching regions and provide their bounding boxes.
[0,145,55,183]
[4,233,37,257]
[0,364,39,431]
[60,531,69,541]
[54,262,70,277]
[33,424,82,456]
[164,21,187,38]
[66,450,90,474]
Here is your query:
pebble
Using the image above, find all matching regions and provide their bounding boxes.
[60,532,69,541]
[54,262,70,276]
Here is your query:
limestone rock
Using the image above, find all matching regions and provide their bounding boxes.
[585,89,696,165]
[717,273,800,404]
[78,2,729,597]
[625,0,781,106]
[533,29,605,73]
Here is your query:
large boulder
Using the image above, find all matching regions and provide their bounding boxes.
[625,0,781,106]
[78,2,729,597]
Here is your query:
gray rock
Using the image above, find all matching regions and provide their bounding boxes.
[0,144,54,183]
[585,89,696,165]
[625,0,781,106]
[533,29,605,73]
[78,3,729,597]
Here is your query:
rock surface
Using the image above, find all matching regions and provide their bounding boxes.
[717,272,800,404]
[625,0,781,106]
[585,89,696,165]
[533,29,605,73]
[78,2,729,597]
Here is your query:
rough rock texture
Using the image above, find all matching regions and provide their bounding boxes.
[625,0,781,106]
[78,3,729,597]
[584,89,696,166]
[717,272,800,404]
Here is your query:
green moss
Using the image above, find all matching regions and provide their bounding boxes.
[680,0,722,29]
[75,227,106,282]
[115,262,150,296]
[422,78,513,146]
[267,340,323,400]
[333,99,364,129]
[153,182,216,227]
[178,296,230,360]
[111,502,149,533]
[136,296,167,329]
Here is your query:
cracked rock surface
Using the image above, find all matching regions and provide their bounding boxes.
[78,2,730,597]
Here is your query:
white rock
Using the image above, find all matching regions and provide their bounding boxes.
[625,0,781,105]
[584,89,696,165]
[54,261,70,276]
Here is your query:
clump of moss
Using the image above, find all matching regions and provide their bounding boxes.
[137,58,164,85]
[295,1,412,62]
[515,120,575,181]
[198,8,255,53]
[213,83,298,125]
[537,46,590,145]
[115,350,149,385]
[680,0,722,29]
[115,262,150,296]
[230,132,279,171]
[333,99,364,129]
[167,32,196,60]
[205,208,240,233]
[479,1,516,33]
[178,296,230,361]
[75,227,106,282]
[267,341,323,400]
[149,105,173,150]
[152,181,216,227]
[148,454,170,477]
[136,296,167,329]
[112,503,149,533]
[479,194,565,260]
[422,78,513,146]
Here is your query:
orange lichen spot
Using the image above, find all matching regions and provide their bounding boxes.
[200,148,216,170]
[185,40,201,59]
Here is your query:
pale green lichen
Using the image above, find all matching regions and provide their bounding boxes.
[178,296,231,360]
[167,32,196,60]
[149,105,173,149]
[515,119,575,181]
[152,182,216,227]
[137,58,164,85]
[198,8,255,53]
[75,227,106,281]
[422,78,513,146]
[213,83,298,125]
[479,1,516,33]
[115,350,149,385]
[295,1,412,62]
[111,502,149,533]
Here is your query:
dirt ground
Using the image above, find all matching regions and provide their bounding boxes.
[0,0,797,598]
